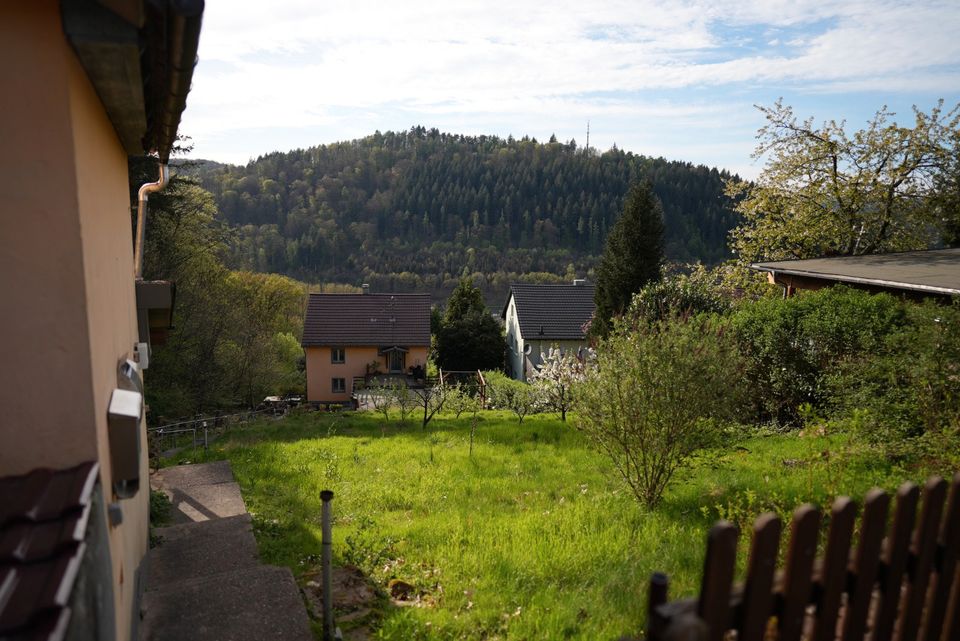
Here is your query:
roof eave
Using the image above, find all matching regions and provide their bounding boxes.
[62,0,204,162]
[751,264,960,297]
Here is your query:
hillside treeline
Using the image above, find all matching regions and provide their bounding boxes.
[192,127,740,298]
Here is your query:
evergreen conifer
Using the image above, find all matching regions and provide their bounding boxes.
[592,181,665,337]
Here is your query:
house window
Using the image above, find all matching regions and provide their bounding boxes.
[331,347,345,364]
[332,378,346,394]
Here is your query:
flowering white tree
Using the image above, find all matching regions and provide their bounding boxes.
[530,346,594,421]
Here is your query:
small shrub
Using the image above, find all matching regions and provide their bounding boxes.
[445,383,482,418]
[484,371,541,423]
[576,314,747,508]
[828,301,960,444]
[150,489,171,530]
[731,286,907,426]
[528,347,592,421]
[366,380,397,421]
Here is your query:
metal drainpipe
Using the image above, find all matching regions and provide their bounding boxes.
[134,163,169,280]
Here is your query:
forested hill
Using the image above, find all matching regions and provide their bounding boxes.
[192,127,740,298]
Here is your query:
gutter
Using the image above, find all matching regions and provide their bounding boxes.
[134,163,169,280]
[155,0,204,162]
[134,0,204,278]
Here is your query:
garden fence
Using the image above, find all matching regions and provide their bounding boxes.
[648,473,960,641]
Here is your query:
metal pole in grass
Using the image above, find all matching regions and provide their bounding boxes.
[648,572,668,640]
[320,489,335,641]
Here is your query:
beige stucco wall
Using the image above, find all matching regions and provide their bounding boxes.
[68,24,148,639]
[0,0,99,470]
[306,345,430,402]
[0,3,148,640]
[404,346,429,380]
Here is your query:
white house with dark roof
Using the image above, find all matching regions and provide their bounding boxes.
[501,281,596,381]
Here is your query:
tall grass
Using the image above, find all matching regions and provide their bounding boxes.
[170,410,946,640]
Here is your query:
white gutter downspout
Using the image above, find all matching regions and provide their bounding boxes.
[134,163,169,280]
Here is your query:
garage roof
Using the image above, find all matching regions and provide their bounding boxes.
[751,248,960,297]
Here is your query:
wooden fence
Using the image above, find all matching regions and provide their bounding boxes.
[648,473,960,641]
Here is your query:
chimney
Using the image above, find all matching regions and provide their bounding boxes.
[573,279,585,287]
[362,284,370,295]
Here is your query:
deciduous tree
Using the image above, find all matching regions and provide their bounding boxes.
[576,315,745,508]
[727,99,960,263]
[529,347,592,421]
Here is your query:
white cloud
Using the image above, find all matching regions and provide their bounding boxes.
[180,0,960,170]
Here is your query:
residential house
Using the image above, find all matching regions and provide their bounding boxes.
[0,1,202,639]
[751,248,960,301]
[501,281,596,381]
[302,291,432,404]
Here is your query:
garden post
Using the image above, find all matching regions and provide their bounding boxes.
[320,489,335,640]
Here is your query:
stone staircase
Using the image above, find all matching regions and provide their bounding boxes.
[140,461,313,641]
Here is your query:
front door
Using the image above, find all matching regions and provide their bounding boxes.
[389,350,405,373]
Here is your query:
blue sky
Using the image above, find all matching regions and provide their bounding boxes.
[180,0,960,178]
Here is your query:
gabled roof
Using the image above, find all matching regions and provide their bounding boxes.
[503,283,596,340]
[751,248,960,297]
[302,293,432,347]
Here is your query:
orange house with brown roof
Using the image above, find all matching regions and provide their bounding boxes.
[302,292,432,404]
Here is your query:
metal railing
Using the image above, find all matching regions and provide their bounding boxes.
[147,407,285,458]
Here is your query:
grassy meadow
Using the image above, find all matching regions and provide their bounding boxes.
[162,410,956,640]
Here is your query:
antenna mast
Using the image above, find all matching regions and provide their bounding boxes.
[586,120,590,152]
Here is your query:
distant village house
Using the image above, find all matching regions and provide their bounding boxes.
[302,289,431,404]
[501,281,596,381]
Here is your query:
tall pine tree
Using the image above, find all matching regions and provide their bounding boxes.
[592,181,665,337]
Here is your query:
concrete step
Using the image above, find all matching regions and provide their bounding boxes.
[152,461,247,524]
[153,461,235,488]
[140,565,313,641]
[146,514,259,590]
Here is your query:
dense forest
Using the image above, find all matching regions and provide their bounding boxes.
[190,127,740,301]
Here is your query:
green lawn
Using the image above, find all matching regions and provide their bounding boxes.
[165,410,952,640]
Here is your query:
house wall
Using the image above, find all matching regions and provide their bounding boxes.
[0,0,99,471]
[306,346,378,403]
[521,340,588,379]
[503,296,525,380]
[405,346,429,377]
[0,3,147,640]
[305,345,430,402]
[69,28,148,641]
